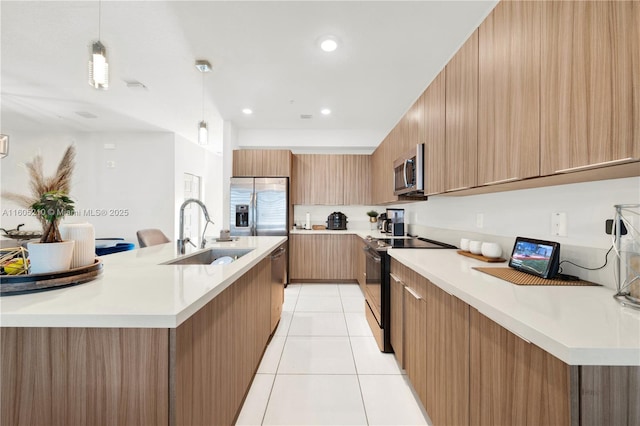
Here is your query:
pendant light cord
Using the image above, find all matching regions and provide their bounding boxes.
[98,0,102,40]
[201,72,205,121]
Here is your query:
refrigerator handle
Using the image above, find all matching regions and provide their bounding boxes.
[250,190,256,236]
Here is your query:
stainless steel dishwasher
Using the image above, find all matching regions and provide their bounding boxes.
[270,242,288,332]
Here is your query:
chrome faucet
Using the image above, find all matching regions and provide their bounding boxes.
[178,198,215,254]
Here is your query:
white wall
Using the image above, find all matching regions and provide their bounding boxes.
[0,131,176,244]
[173,134,224,241]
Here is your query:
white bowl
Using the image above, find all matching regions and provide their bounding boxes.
[469,240,483,255]
[481,242,502,259]
[460,238,470,251]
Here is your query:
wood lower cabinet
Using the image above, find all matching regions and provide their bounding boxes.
[233,149,292,177]
[1,258,274,426]
[175,257,271,426]
[389,271,404,368]
[403,284,428,405]
[478,0,541,185]
[469,308,572,426]
[0,328,169,426]
[445,29,479,192]
[290,234,356,282]
[540,1,640,175]
[391,259,469,425]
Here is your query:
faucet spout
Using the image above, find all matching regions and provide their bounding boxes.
[178,198,214,254]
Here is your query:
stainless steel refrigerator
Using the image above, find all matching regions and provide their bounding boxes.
[230,177,288,236]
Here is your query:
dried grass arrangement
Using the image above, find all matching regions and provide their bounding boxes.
[2,145,76,243]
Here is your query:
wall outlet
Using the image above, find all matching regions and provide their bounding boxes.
[476,213,484,229]
[106,161,116,169]
[552,212,567,236]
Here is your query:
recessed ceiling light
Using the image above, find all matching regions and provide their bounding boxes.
[242,108,253,115]
[321,108,331,115]
[319,36,339,52]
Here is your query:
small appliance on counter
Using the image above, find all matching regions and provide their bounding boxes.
[326,212,348,230]
[385,208,405,236]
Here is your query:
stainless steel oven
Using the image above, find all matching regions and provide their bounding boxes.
[363,236,457,353]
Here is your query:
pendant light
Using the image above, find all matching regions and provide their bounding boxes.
[88,0,109,90]
[195,60,212,145]
[0,135,8,159]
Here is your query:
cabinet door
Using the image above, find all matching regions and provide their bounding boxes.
[445,30,479,191]
[403,284,427,406]
[469,308,572,425]
[541,1,640,175]
[423,71,446,195]
[233,150,292,177]
[343,155,371,205]
[232,150,257,177]
[389,272,404,368]
[425,282,470,426]
[478,1,541,185]
[290,234,355,281]
[292,154,313,205]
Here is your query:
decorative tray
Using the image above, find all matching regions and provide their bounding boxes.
[0,259,103,296]
[457,250,506,263]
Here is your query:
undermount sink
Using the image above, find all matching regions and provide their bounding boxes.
[163,248,253,265]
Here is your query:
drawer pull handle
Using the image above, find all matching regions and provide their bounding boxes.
[389,273,403,284]
[405,286,422,300]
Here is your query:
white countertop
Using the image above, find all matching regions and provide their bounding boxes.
[388,249,640,366]
[0,236,286,329]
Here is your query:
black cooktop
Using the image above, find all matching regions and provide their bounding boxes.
[375,237,457,250]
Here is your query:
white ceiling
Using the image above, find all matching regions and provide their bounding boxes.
[1,1,497,152]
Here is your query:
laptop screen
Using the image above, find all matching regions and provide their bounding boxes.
[508,237,560,279]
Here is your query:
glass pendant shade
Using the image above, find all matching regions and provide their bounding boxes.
[198,121,208,145]
[89,41,109,90]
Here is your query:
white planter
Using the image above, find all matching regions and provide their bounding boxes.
[27,240,75,274]
[60,223,95,268]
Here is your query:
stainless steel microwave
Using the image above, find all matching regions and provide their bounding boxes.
[393,144,425,195]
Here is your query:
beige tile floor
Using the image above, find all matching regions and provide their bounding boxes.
[235,283,431,426]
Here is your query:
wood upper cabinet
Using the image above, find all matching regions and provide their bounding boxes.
[540,1,640,175]
[289,234,355,281]
[478,1,541,185]
[292,154,370,205]
[469,308,572,426]
[423,71,446,195]
[445,30,479,191]
[233,149,292,177]
[342,155,371,205]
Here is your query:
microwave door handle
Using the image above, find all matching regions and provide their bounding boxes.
[403,159,409,188]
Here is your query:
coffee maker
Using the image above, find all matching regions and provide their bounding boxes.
[385,208,405,236]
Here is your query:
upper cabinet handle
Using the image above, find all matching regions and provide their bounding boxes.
[483,176,520,185]
[555,157,637,174]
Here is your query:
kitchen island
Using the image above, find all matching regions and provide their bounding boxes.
[0,236,286,426]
